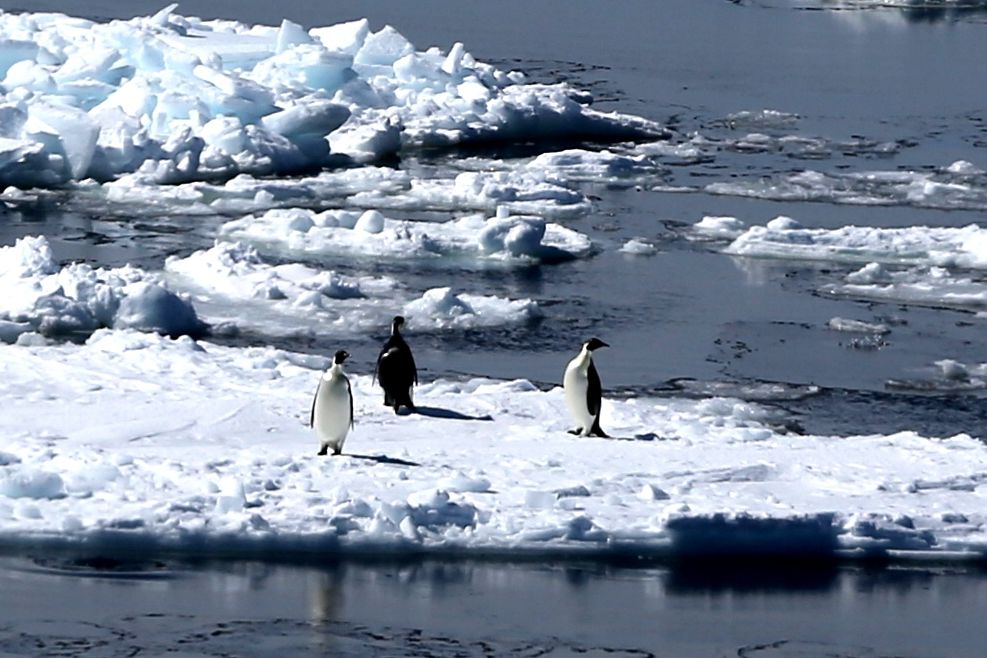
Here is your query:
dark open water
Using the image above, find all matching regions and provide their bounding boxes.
[3,1,987,655]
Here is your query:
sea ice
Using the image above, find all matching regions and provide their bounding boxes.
[164,241,542,335]
[619,238,658,256]
[0,235,205,341]
[706,161,987,212]
[92,164,594,221]
[218,208,593,265]
[720,216,987,269]
[823,263,987,312]
[0,330,986,561]
[0,7,664,186]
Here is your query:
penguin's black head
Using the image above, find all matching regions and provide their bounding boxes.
[585,337,609,352]
[391,316,406,332]
[333,350,350,365]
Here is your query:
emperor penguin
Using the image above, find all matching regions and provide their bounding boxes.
[563,337,609,438]
[311,350,353,456]
[374,316,417,413]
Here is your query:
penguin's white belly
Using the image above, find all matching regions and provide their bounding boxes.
[314,376,351,450]
[563,361,593,432]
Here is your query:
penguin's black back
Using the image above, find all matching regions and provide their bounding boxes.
[376,333,417,409]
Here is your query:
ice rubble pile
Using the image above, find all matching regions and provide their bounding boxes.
[0,235,204,341]
[0,5,662,187]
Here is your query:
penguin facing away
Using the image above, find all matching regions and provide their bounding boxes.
[374,316,417,414]
[311,350,354,456]
[563,337,609,438]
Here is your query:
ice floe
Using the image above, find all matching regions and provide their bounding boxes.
[706,161,987,211]
[619,238,658,256]
[402,287,542,330]
[703,215,987,270]
[164,241,542,335]
[827,317,891,335]
[88,164,595,220]
[218,207,594,265]
[823,263,987,312]
[0,6,663,186]
[0,235,205,341]
[887,358,987,393]
[1,330,987,561]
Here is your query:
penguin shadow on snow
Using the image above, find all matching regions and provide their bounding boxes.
[342,453,421,467]
[400,405,494,422]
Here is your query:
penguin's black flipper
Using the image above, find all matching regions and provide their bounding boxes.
[586,361,606,437]
[586,361,602,417]
[309,380,321,428]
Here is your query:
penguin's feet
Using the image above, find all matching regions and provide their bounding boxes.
[317,445,328,456]
[567,428,583,436]
[332,447,342,456]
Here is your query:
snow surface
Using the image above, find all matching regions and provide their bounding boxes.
[2,330,987,562]
[0,6,663,186]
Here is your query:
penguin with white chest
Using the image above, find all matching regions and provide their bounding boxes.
[374,316,417,414]
[311,350,353,456]
[563,338,609,438]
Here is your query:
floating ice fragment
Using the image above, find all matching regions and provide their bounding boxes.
[692,215,747,239]
[619,238,657,255]
[827,317,890,334]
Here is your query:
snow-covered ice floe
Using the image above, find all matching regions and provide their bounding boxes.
[94,166,595,220]
[0,235,205,342]
[219,207,593,265]
[164,241,541,335]
[887,358,987,394]
[705,161,987,211]
[694,215,987,270]
[2,330,987,562]
[822,263,987,313]
[0,5,663,186]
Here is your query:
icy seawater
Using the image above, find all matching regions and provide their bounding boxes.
[3,555,987,658]
[2,0,987,608]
